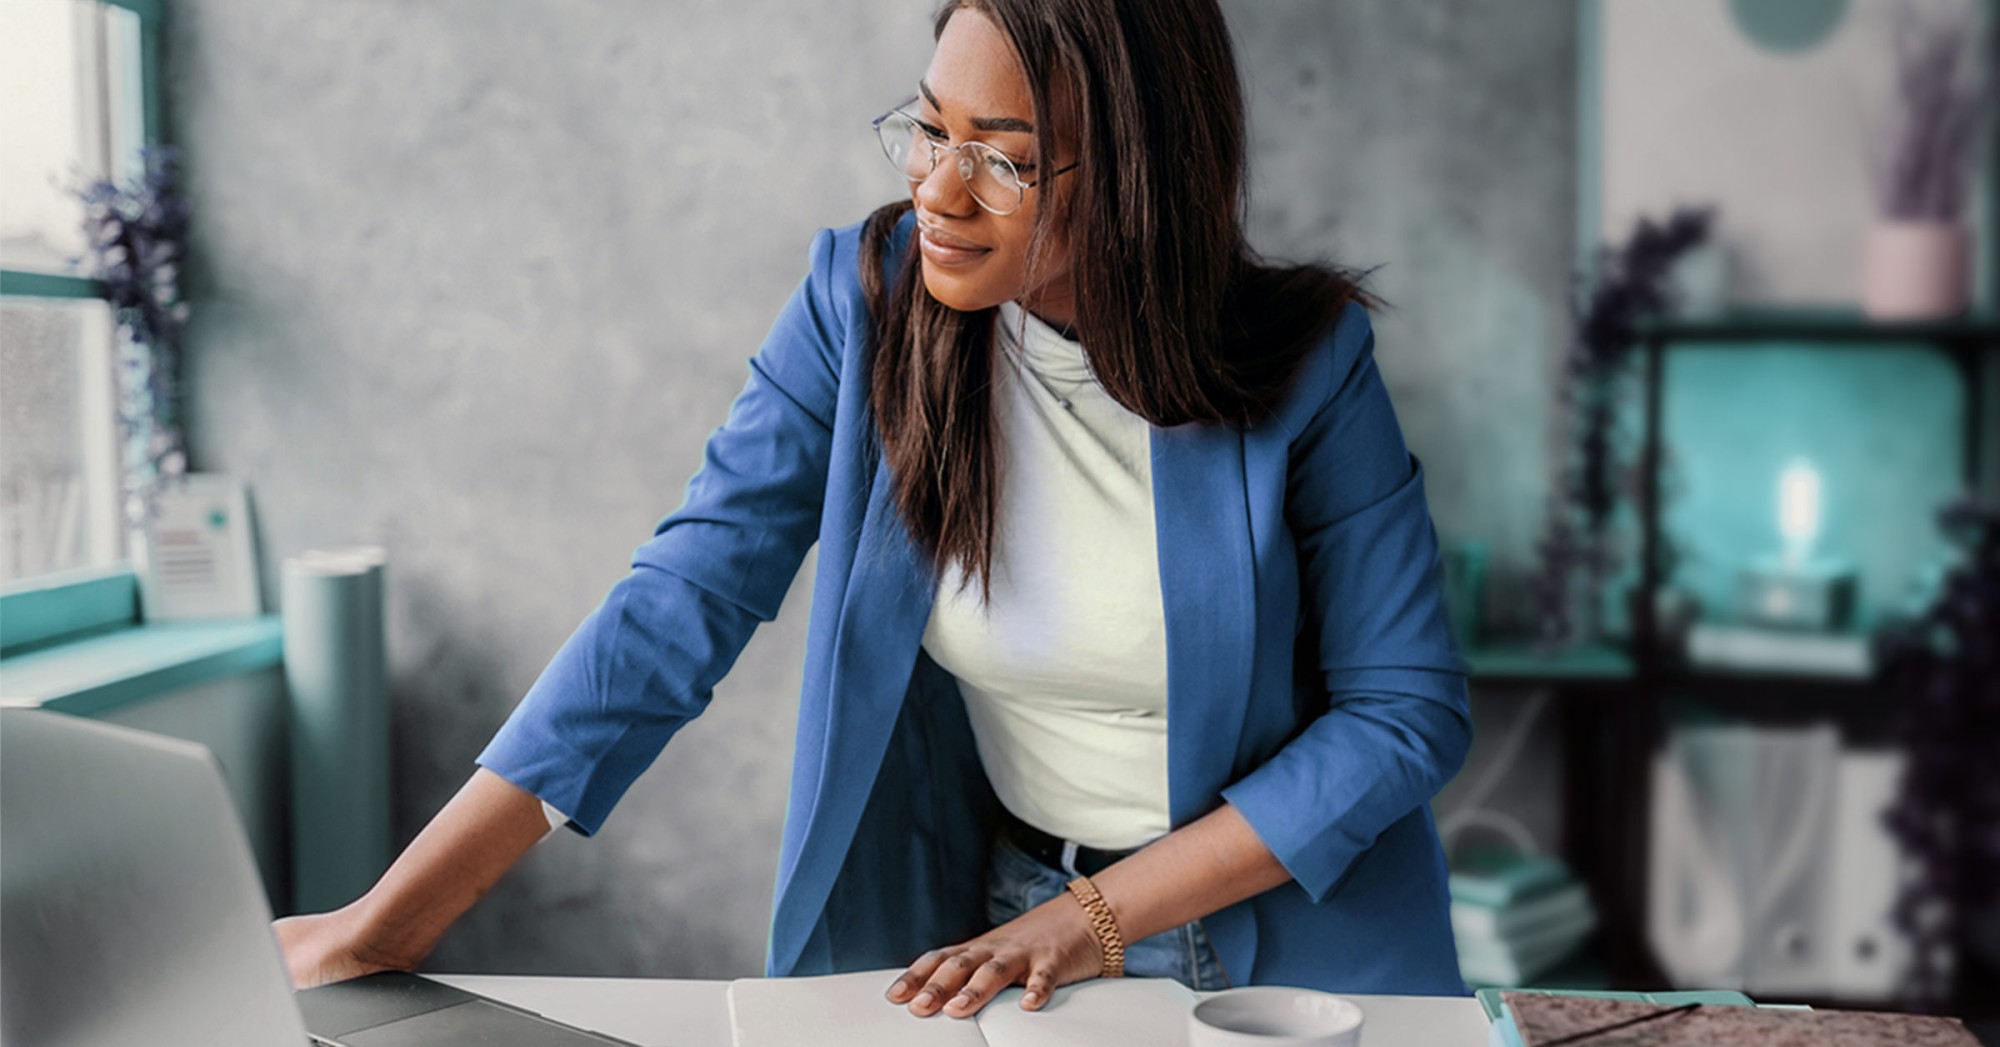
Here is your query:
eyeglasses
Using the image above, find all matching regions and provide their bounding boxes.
[871,98,1077,216]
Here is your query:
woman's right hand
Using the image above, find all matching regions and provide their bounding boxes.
[271,769,555,990]
[275,905,410,989]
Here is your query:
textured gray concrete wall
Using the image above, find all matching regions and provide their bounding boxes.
[1231,1,1576,636]
[171,1,1575,977]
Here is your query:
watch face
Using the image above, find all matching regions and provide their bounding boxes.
[1728,0,1849,55]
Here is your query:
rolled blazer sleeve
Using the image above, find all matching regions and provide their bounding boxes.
[1220,305,1472,903]
[477,228,846,835]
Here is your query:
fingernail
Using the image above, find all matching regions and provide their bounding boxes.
[1023,990,1041,1006]
[951,993,972,1009]
[914,990,935,1008]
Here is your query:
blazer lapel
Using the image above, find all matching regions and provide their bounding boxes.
[1152,419,1270,986]
[769,450,937,975]
[1151,421,1259,825]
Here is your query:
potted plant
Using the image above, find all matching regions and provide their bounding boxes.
[1862,1,1993,320]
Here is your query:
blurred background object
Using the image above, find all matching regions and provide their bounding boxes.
[1863,1,1992,320]
[1874,499,2000,1012]
[1,0,1996,1036]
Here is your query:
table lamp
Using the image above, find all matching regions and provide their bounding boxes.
[1734,459,1858,631]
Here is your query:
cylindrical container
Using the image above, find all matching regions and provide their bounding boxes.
[282,545,390,914]
[1189,986,1365,1047]
[1861,220,1971,320]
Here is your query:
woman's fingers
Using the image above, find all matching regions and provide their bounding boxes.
[1020,966,1057,1010]
[892,893,1109,1017]
[909,950,990,1015]
[941,954,1027,1018]
[884,949,949,1004]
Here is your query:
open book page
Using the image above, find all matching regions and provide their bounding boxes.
[726,969,1199,1047]
[728,971,988,1047]
[974,977,1199,1047]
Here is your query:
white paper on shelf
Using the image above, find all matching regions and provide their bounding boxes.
[1684,624,1872,678]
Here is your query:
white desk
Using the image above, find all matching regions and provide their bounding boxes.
[436,974,1493,1047]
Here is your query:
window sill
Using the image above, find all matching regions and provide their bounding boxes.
[0,616,284,717]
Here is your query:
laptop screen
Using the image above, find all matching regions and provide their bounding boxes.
[1,708,312,1047]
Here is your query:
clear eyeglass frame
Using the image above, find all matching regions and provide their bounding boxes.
[871,98,1076,217]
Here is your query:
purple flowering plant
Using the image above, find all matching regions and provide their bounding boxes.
[1531,206,1713,651]
[68,143,192,527]
[1875,496,2000,1012]
[1871,1,1995,223]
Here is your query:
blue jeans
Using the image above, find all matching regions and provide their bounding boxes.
[983,831,1233,991]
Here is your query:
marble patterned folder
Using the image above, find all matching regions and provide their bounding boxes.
[1504,992,1981,1047]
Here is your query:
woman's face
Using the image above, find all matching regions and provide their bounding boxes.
[909,8,1077,328]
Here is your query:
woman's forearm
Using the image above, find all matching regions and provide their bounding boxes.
[1089,802,1291,947]
[348,767,555,966]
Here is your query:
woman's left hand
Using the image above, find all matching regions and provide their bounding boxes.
[884,891,1106,1018]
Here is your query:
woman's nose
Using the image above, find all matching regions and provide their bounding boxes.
[914,152,976,217]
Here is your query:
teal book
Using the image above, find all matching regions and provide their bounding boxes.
[1451,882,1593,939]
[1457,914,1599,987]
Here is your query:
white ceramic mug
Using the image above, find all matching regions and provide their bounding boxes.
[1188,987,1365,1047]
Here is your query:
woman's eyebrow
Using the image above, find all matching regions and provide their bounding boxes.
[918,79,1035,133]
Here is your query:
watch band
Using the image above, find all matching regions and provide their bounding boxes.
[1065,875,1126,978]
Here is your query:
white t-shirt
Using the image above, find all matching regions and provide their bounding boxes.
[919,301,1171,851]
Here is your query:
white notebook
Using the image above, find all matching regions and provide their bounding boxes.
[726,969,1199,1047]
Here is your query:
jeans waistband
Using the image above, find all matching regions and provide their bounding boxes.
[997,807,1142,879]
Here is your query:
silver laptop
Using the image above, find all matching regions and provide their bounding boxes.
[0,708,637,1047]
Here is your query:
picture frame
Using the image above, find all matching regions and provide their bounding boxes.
[133,472,262,621]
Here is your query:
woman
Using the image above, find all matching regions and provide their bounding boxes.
[279,0,1471,1019]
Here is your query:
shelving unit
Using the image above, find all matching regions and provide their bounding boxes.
[1465,310,2000,1005]
[1630,309,1998,673]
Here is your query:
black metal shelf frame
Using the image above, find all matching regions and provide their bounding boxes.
[1586,312,2000,989]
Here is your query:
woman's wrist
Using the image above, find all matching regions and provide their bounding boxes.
[1083,802,1291,947]
[343,887,437,971]
[1063,875,1126,977]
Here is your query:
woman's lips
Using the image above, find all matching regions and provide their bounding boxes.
[919,223,992,267]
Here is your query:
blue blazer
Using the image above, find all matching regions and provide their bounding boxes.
[479,213,1473,994]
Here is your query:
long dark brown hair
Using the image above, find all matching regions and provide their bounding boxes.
[864,0,1383,605]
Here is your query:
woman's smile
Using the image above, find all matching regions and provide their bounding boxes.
[918,218,994,267]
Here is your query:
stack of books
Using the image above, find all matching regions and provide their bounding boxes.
[1449,852,1598,988]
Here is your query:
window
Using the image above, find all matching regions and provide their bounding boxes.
[0,0,161,585]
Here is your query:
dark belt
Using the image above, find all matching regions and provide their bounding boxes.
[997,807,1142,879]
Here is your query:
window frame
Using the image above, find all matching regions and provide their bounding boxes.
[0,0,167,601]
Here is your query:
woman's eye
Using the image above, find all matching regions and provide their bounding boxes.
[985,153,1033,177]
[917,121,949,142]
